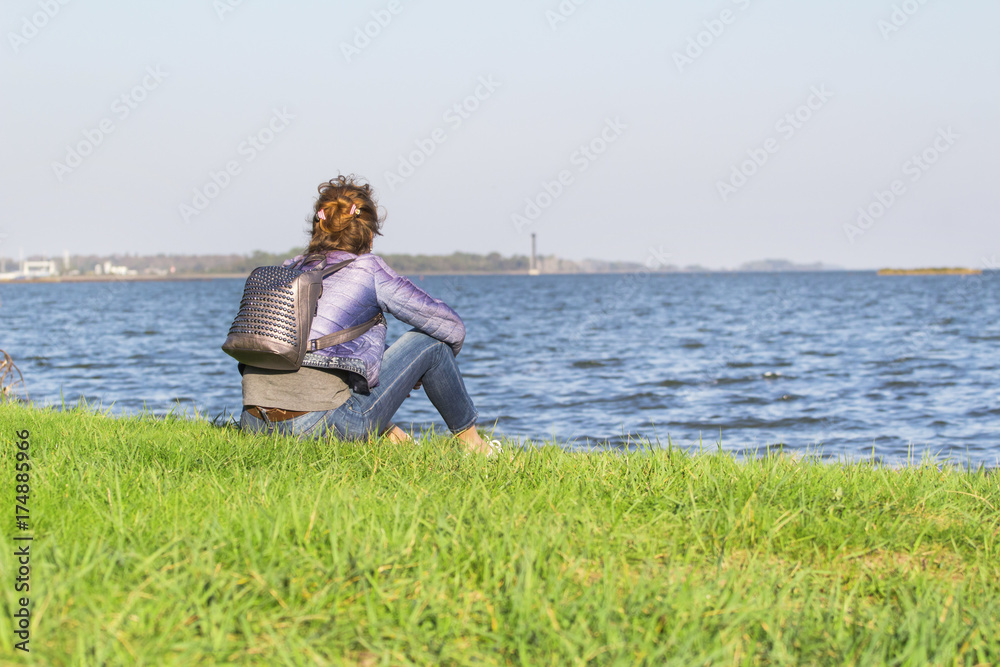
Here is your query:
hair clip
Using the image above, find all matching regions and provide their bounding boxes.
[349,203,358,217]
[317,209,327,221]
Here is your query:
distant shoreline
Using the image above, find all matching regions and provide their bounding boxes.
[877,268,982,276]
[0,269,882,284]
[0,269,904,285]
[0,273,250,284]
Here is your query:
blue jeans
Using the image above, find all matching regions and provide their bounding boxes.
[239,330,479,440]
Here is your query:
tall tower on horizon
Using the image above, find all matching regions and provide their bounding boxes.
[529,233,539,276]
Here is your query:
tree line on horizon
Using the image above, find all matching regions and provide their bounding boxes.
[14,250,654,275]
[215,250,538,274]
[12,251,848,276]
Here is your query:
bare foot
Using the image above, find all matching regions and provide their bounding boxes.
[455,426,496,455]
[385,425,414,444]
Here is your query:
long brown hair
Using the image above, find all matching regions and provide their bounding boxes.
[308,175,383,255]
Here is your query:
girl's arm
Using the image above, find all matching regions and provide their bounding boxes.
[370,255,466,355]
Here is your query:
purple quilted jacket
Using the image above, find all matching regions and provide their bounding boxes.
[284,250,465,392]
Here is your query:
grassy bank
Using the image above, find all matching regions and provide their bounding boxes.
[0,403,998,665]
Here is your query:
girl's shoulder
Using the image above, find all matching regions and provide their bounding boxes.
[334,253,394,280]
[351,252,390,269]
[321,250,377,260]
[316,250,381,266]
[291,251,391,275]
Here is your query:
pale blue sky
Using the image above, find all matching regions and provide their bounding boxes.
[2,0,997,269]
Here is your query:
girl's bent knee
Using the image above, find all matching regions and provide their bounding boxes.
[399,330,449,354]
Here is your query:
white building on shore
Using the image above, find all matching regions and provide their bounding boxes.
[0,259,59,281]
[95,261,135,276]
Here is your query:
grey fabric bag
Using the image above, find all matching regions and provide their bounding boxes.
[222,254,382,371]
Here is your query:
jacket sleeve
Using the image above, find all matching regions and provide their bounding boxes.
[371,255,466,355]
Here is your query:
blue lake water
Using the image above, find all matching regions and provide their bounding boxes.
[2,271,999,465]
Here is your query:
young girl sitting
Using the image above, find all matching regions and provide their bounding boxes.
[239,174,499,456]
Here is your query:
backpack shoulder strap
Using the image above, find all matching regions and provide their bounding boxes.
[293,253,355,276]
[319,258,354,278]
[308,312,385,351]
[292,252,327,269]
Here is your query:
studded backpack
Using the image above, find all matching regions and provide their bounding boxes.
[221,254,383,371]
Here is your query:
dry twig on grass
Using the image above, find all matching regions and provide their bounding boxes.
[0,349,28,401]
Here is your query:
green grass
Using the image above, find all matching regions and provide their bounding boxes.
[1,402,998,665]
